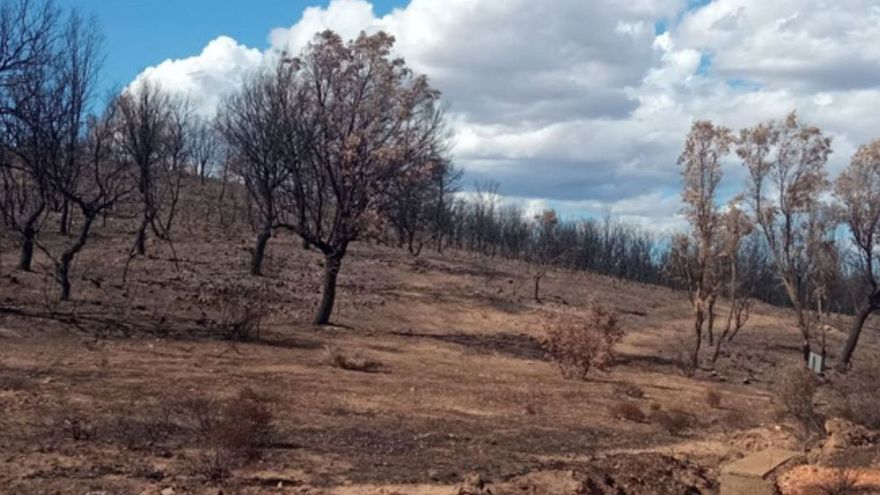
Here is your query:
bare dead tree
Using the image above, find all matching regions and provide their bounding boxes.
[387,158,459,256]
[191,115,219,184]
[40,103,131,300]
[217,62,295,276]
[0,2,71,271]
[0,146,47,271]
[0,0,57,117]
[527,209,564,303]
[678,120,733,371]
[835,138,880,368]
[0,0,57,259]
[152,95,193,238]
[737,111,832,363]
[113,79,171,256]
[281,31,448,325]
[471,180,502,256]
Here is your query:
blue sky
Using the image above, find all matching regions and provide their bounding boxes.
[56,0,404,95]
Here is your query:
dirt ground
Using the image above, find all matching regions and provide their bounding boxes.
[2,191,879,494]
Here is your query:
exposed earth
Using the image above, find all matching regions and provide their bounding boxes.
[1,189,879,494]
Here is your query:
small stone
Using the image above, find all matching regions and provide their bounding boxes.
[161,488,175,495]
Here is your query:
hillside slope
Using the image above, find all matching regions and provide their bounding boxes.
[1,202,878,494]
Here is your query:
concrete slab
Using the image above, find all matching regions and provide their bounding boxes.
[722,448,802,478]
[720,448,802,495]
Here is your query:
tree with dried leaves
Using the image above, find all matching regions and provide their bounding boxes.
[835,139,880,368]
[283,31,448,325]
[737,111,832,363]
[711,201,753,364]
[677,120,733,371]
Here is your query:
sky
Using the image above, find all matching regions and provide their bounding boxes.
[59,0,880,233]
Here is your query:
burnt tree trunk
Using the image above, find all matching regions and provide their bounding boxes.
[706,297,716,346]
[691,305,704,374]
[57,212,96,301]
[134,218,148,256]
[250,224,272,276]
[18,205,44,271]
[313,250,344,326]
[59,199,70,235]
[838,300,877,369]
[19,230,35,271]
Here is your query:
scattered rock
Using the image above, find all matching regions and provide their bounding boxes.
[823,417,879,451]
[458,472,493,495]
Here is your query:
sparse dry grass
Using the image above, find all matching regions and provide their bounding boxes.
[0,189,877,493]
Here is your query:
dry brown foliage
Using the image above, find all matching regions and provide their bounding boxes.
[774,364,822,433]
[815,469,862,495]
[544,303,624,379]
[185,388,275,481]
[833,363,880,430]
[652,408,696,436]
[198,282,269,342]
[705,388,723,409]
[324,345,383,373]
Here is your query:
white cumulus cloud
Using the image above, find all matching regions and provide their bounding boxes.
[129,0,880,232]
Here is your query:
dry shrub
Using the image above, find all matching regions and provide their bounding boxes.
[198,282,269,342]
[324,345,382,373]
[609,401,646,423]
[705,388,723,409]
[833,363,880,431]
[58,411,97,441]
[673,338,696,376]
[652,408,696,436]
[108,399,178,450]
[815,469,861,495]
[774,364,823,433]
[186,388,275,481]
[614,383,645,399]
[544,303,624,379]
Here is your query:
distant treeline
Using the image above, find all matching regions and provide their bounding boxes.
[393,180,862,317]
